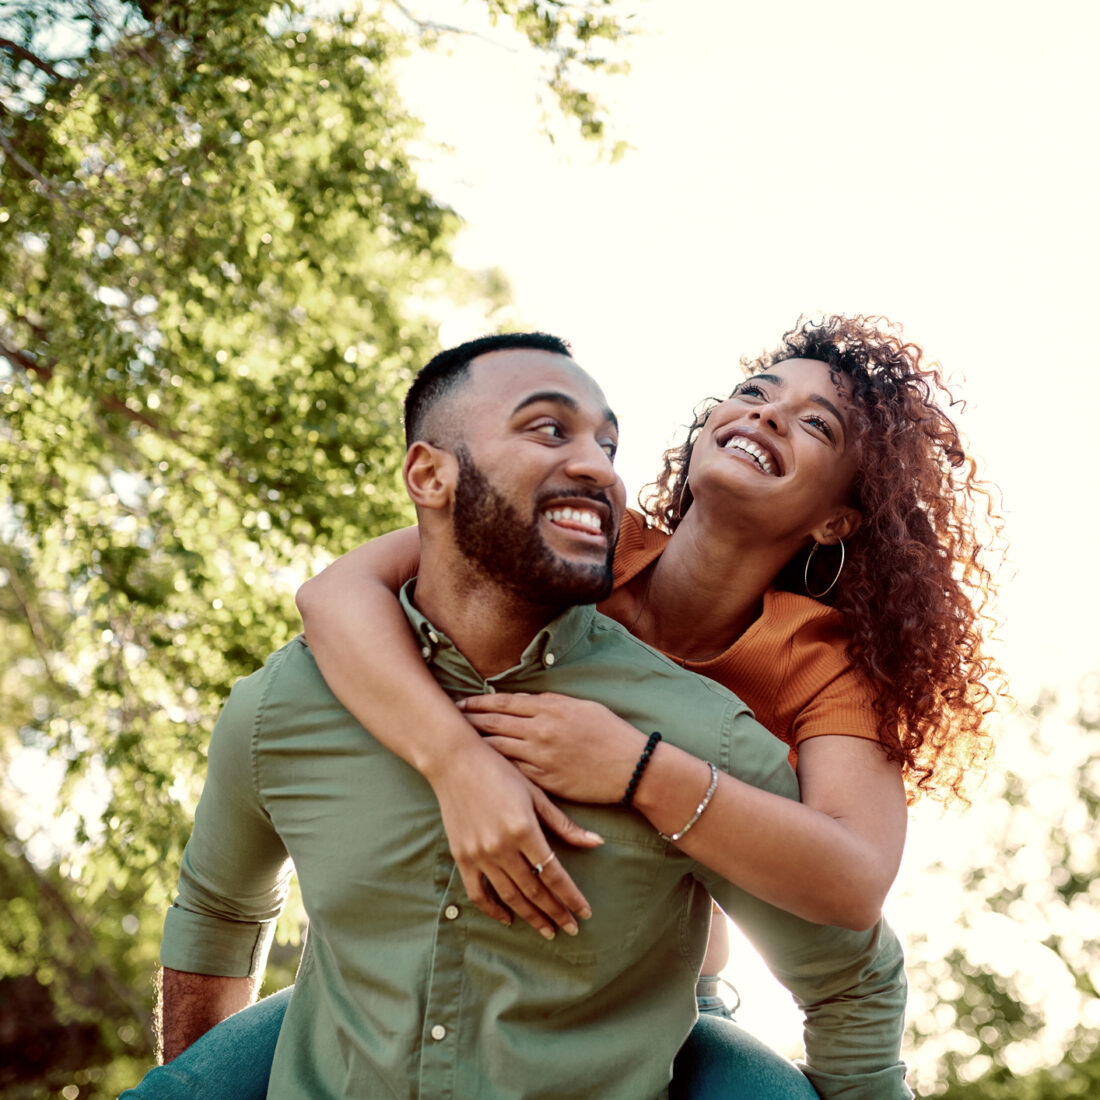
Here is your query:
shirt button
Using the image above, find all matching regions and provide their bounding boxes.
[430,1024,447,1041]
[544,652,556,666]
[444,904,460,920]
[428,630,439,643]
[421,645,431,659]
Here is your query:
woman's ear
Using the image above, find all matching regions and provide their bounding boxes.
[403,442,457,511]
[811,505,861,547]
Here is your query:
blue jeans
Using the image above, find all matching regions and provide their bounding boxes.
[122,982,818,1099]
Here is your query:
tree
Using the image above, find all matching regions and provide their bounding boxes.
[903,677,1100,1097]
[0,2,633,1095]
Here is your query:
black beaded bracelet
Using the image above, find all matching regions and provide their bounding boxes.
[622,731,663,806]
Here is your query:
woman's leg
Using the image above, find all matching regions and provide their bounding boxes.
[670,980,820,1100]
[119,985,292,1100]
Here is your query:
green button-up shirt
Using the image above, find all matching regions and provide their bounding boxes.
[162,590,910,1100]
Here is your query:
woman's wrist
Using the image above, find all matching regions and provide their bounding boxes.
[630,741,718,837]
[416,714,496,785]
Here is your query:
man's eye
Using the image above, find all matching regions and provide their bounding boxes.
[600,441,618,459]
[533,422,564,439]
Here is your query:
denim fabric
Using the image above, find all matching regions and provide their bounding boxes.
[119,987,289,1100]
[671,1014,821,1100]
[121,984,819,1100]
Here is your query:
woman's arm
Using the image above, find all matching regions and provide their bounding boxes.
[459,692,906,930]
[296,531,603,940]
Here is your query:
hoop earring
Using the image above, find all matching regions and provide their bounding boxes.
[804,539,845,598]
[677,480,693,520]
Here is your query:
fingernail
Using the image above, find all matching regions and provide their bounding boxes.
[499,916,512,927]
[564,921,579,936]
[578,906,592,920]
[540,927,555,941]
[585,832,604,844]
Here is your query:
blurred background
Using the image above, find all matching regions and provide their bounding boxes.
[1,1,1097,1096]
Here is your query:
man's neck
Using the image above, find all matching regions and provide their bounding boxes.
[411,560,564,679]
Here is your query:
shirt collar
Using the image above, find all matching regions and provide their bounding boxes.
[399,580,597,687]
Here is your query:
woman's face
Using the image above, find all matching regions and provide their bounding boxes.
[687,357,862,543]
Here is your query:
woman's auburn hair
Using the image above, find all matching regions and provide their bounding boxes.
[640,314,1003,803]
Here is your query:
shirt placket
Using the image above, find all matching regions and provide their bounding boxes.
[416,864,470,1100]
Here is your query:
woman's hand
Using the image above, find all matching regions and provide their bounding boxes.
[458,692,646,804]
[428,737,604,940]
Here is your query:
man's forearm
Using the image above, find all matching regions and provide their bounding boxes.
[159,967,257,1062]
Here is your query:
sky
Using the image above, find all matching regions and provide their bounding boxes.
[390,0,1100,1075]
[396,0,1099,704]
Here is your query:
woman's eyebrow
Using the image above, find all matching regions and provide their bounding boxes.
[740,373,847,436]
[739,372,783,388]
[809,393,847,432]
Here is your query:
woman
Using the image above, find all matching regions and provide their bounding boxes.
[127,315,1000,1098]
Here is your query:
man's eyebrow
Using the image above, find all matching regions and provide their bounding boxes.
[512,391,619,432]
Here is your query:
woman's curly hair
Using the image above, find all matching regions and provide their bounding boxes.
[640,314,1003,803]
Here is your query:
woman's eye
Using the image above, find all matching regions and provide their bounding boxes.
[736,383,766,400]
[805,415,835,441]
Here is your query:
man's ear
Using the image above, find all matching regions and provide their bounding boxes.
[810,505,861,547]
[403,442,457,511]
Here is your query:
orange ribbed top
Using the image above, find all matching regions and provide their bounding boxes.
[600,510,879,757]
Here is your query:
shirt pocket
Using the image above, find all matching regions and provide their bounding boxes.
[539,812,687,969]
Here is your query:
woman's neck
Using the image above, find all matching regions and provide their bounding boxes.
[629,513,794,661]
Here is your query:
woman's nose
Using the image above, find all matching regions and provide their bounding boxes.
[749,403,787,435]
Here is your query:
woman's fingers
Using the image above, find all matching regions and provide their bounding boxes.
[458,692,554,716]
[529,785,604,850]
[463,711,528,738]
[483,856,581,939]
[482,734,535,762]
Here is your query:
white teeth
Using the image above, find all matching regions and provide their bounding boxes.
[722,436,775,475]
[545,507,602,531]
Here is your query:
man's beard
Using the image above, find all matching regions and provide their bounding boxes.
[452,447,615,608]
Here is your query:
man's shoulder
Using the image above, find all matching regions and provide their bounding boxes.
[585,611,745,708]
[221,636,338,725]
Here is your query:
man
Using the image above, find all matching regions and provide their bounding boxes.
[158,333,910,1099]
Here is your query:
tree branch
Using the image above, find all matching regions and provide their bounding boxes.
[0,120,75,215]
[0,342,182,439]
[387,0,519,53]
[0,37,63,81]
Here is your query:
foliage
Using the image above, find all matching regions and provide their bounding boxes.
[904,678,1100,1096]
[0,1,633,1095]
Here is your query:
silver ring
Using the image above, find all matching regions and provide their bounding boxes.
[531,852,557,876]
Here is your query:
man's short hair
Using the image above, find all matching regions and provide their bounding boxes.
[404,332,573,448]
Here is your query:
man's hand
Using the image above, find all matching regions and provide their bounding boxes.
[427,739,604,940]
[159,968,256,1063]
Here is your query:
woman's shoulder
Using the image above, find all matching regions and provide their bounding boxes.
[757,591,879,744]
[762,588,846,632]
[611,508,669,587]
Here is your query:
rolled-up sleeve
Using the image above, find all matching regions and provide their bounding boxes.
[704,871,911,1100]
[704,707,911,1100]
[160,659,293,978]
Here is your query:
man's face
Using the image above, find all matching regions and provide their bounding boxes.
[447,350,625,608]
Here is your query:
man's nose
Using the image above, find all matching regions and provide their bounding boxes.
[564,437,618,485]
